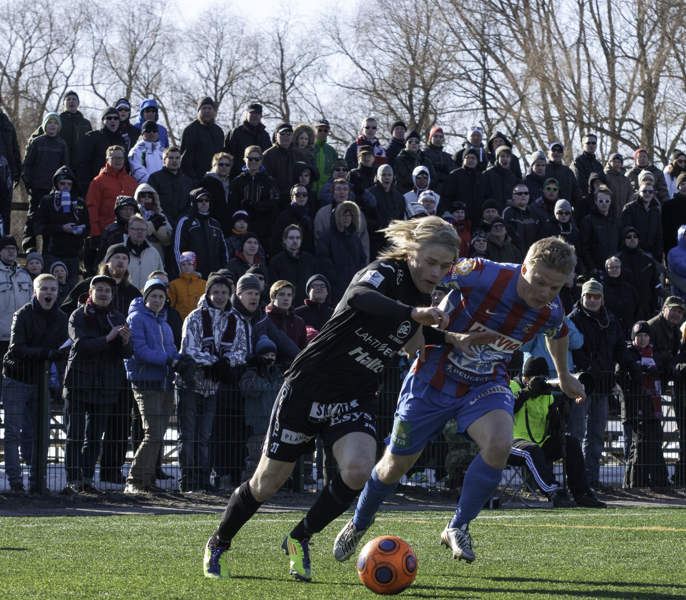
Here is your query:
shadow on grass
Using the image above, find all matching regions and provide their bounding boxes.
[0,548,28,551]
[479,576,685,591]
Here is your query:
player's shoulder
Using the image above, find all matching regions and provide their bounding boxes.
[357,258,405,289]
[444,256,517,286]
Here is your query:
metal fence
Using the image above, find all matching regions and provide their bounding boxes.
[0,359,683,497]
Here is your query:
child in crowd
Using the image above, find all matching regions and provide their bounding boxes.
[24,250,44,280]
[168,251,206,320]
[50,260,73,307]
[225,210,266,262]
[239,335,283,482]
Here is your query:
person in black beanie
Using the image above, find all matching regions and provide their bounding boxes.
[115,98,140,151]
[271,184,315,256]
[294,274,334,331]
[393,129,437,195]
[226,231,263,279]
[384,120,406,168]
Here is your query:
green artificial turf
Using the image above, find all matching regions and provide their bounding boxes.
[1,508,684,599]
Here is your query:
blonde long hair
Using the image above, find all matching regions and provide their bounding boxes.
[378,216,461,263]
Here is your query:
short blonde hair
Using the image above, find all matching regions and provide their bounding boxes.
[270,280,295,299]
[212,152,233,168]
[106,145,126,159]
[378,216,461,263]
[244,145,262,158]
[33,273,57,290]
[525,236,577,275]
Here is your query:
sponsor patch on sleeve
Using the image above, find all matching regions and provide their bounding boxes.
[360,269,384,288]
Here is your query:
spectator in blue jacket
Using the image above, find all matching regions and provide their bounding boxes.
[668,224,686,302]
[134,99,169,149]
[124,279,193,494]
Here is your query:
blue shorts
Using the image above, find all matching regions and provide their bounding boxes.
[386,375,515,456]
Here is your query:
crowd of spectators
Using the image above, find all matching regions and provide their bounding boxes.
[1,93,685,496]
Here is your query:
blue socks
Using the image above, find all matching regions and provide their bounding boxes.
[450,454,502,529]
[353,466,398,529]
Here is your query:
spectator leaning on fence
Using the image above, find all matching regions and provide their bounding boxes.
[2,274,69,493]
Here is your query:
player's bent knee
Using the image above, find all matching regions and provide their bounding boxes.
[342,461,375,490]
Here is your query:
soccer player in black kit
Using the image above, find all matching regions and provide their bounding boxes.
[204,216,489,581]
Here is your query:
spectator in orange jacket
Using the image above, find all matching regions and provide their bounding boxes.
[168,251,206,320]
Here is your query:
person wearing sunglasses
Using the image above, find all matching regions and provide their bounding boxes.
[620,182,664,262]
[615,226,662,317]
[503,184,540,255]
[575,171,610,225]
[539,200,580,261]
[229,146,279,254]
[75,107,129,199]
[628,148,669,204]
[200,152,235,238]
[662,172,686,255]
[344,116,387,170]
[223,103,271,179]
[452,126,488,173]
[571,133,603,196]
[262,122,310,202]
[393,128,437,195]
[545,141,582,209]
[664,150,686,199]
[129,120,163,184]
[603,152,632,214]
[579,184,623,277]
[179,97,224,188]
[528,177,560,228]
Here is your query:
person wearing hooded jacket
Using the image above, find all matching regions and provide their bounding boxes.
[174,188,229,280]
[402,165,433,216]
[134,99,169,149]
[575,171,608,225]
[128,120,164,183]
[180,97,225,187]
[271,185,316,256]
[34,166,89,286]
[95,195,141,265]
[538,200,579,254]
[603,153,633,215]
[442,148,491,222]
[289,161,321,217]
[667,225,686,302]
[124,279,188,493]
[569,278,628,489]
[316,201,367,304]
[76,108,130,197]
[524,150,547,203]
[393,129,437,195]
[423,126,457,196]
[486,131,523,180]
[662,172,686,254]
[134,183,172,262]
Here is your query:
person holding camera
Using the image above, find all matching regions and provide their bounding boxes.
[622,321,670,488]
[509,356,607,508]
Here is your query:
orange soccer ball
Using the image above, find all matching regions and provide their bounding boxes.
[357,536,418,595]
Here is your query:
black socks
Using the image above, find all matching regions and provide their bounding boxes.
[212,481,263,546]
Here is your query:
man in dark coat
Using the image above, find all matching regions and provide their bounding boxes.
[294,274,334,332]
[63,274,134,492]
[2,274,69,493]
[621,181,663,262]
[75,107,128,197]
[147,147,193,229]
[662,172,686,254]
[569,278,629,489]
[452,126,489,172]
[441,148,491,222]
[1,105,23,191]
[575,171,609,225]
[368,164,405,259]
[180,97,225,187]
[384,120,406,169]
[545,141,582,208]
[579,185,623,277]
[115,98,140,151]
[262,123,310,200]
[483,146,518,212]
[268,224,318,306]
[224,103,271,179]
[601,256,643,340]
[423,126,457,196]
[571,134,603,196]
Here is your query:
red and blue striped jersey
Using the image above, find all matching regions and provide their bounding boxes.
[414,257,568,396]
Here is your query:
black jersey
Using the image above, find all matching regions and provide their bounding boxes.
[285,258,431,400]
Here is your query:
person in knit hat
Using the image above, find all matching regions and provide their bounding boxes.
[225,210,266,262]
[50,260,72,306]
[452,126,488,172]
[545,141,582,209]
[180,97,224,187]
[487,131,523,179]
[24,250,44,280]
[622,320,670,488]
[294,274,334,331]
[538,199,579,257]
[226,231,263,279]
[115,98,141,151]
[21,112,70,251]
[627,148,669,204]
[393,129,437,195]
[169,251,207,320]
[384,119,406,168]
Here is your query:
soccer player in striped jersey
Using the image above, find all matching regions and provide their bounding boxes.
[334,236,587,564]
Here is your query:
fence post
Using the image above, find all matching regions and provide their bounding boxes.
[35,359,51,495]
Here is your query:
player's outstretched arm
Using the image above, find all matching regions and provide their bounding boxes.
[410,307,449,329]
[546,334,586,403]
[444,331,499,357]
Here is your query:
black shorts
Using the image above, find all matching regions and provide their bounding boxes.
[263,379,378,463]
